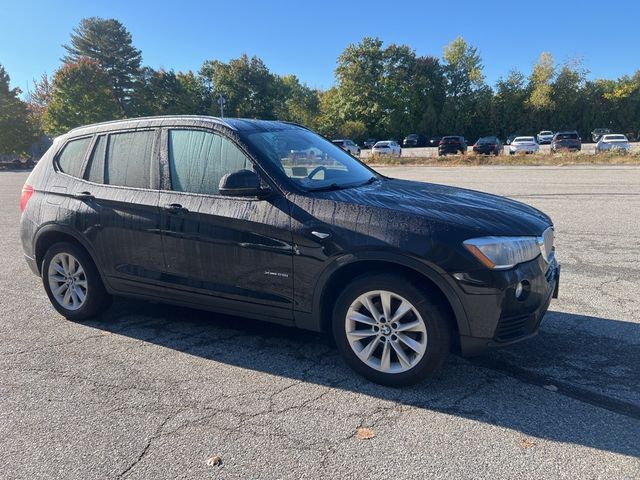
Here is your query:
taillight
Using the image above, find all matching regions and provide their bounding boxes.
[20,184,34,212]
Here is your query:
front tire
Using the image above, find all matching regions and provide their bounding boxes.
[332,274,451,386]
[42,242,112,321]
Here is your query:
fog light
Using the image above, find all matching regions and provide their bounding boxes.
[515,282,523,298]
[515,280,530,301]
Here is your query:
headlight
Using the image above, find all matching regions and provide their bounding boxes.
[463,236,541,269]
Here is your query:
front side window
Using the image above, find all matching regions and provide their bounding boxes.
[105,131,155,188]
[241,126,376,191]
[57,137,92,178]
[168,129,253,195]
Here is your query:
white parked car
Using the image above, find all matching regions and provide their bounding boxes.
[509,137,540,155]
[536,131,554,144]
[331,139,360,156]
[371,140,402,157]
[595,134,631,153]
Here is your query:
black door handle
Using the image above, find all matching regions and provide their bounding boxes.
[74,191,94,201]
[164,203,188,214]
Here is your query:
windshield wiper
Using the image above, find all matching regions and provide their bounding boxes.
[307,183,348,192]
[362,176,379,185]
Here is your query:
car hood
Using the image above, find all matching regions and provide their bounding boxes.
[317,178,551,236]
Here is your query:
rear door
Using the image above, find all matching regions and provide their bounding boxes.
[157,127,294,317]
[80,129,165,285]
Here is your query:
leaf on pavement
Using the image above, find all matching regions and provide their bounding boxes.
[355,427,375,440]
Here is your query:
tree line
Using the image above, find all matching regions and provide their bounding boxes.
[2,17,640,157]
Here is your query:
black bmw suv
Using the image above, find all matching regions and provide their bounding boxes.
[20,116,559,386]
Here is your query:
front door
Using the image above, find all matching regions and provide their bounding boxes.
[157,128,294,317]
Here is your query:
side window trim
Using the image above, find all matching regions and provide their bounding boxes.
[83,134,106,183]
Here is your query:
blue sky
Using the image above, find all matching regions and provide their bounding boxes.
[1,0,639,95]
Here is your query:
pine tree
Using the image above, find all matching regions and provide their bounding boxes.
[62,17,142,115]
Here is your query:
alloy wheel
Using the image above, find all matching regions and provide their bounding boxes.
[47,252,88,311]
[345,290,427,373]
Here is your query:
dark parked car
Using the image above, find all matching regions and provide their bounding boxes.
[402,133,427,148]
[591,128,611,143]
[20,116,559,386]
[363,138,377,149]
[438,136,467,155]
[473,136,503,156]
[551,131,582,152]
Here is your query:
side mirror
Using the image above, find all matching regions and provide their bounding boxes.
[219,169,269,197]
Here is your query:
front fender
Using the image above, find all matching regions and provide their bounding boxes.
[294,249,471,337]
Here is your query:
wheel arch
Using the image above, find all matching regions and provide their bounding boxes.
[33,225,103,277]
[298,251,470,338]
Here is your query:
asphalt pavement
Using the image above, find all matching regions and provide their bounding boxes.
[1,167,638,479]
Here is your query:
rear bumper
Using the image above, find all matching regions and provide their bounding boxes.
[24,253,40,276]
[448,256,560,356]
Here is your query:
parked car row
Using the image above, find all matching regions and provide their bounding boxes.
[335,129,632,158]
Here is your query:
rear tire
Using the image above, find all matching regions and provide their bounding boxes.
[332,274,451,386]
[42,242,112,321]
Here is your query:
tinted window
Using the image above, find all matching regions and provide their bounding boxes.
[85,135,105,183]
[57,137,92,178]
[105,131,155,188]
[555,133,578,140]
[168,129,253,195]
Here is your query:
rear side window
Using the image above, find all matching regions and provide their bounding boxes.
[85,135,106,183]
[105,131,155,188]
[168,129,252,195]
[57,137,92,178]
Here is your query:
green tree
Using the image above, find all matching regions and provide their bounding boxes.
[0,65,37,156]
[274,75,321,128]
[62,17,142,115]
[550,58,588,131]
[440,37,486,136]
[44,59,120,135]
[526,52,555,129]
[200,54,278,118]
[334,37,386,135]
[494,70,528,137]
[410,56,446,136]
[133,68,210,116]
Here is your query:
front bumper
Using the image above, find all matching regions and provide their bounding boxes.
[448,255,560,356]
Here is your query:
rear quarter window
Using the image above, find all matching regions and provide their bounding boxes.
[57,137,93,178]
[105,130,156,189]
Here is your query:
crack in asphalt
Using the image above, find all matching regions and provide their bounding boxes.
[471,357,640,421]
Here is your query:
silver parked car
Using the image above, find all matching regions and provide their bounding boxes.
[595,134,631,153]
[332,139,360,156]
[371,140,402,157]
[509,136,539,155]
[536,131,554,144]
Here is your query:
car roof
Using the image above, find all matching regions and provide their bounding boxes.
[64,115,299,138]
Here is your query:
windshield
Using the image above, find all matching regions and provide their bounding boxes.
[242,127,376,191]
[540,131,552,135]
[555,133,578,140]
